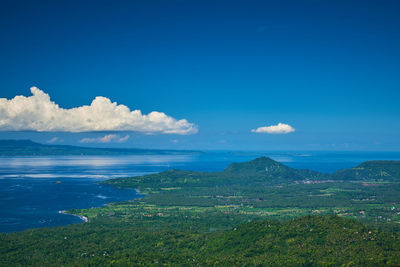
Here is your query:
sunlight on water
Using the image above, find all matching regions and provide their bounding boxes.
[1,154,194,167]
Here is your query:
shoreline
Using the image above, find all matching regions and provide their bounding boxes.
[58,210,88,223]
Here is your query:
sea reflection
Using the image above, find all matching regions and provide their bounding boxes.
[0,154,196,180]
[0,154,194,167]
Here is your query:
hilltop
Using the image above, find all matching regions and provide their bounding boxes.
[224,156,327,181]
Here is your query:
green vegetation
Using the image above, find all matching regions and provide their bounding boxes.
[1,157,400,266]
[0,140,200,155]
[102,157,400,230]
[1,215,399,266]
[333,160,400,182]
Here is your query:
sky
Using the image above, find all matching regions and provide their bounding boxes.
[0,0,399,151]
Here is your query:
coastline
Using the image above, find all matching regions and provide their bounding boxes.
[58,210,88,223]
[56,186,142,224]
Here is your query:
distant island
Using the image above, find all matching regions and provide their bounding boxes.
[1,157,399,265]
[0,139,201,156]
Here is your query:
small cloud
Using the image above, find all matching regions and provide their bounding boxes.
[118,135,130,142]
[47,137,63,143]
[80,134,130,143]
[251,123,295,134]
[0,87,198,135]
[171,139,179,143]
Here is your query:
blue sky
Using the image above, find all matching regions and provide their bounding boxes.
[0,0,399,150]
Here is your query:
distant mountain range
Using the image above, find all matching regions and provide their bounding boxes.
[0,140,201,156]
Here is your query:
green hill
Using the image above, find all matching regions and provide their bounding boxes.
[224,156,328,181]
[333,160,400,181]
[106,156,366,191]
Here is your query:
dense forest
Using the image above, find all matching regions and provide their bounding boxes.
[1,215,399,266]
[1,157,399,266]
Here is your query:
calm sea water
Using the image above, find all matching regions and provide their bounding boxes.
[1,151,400,233]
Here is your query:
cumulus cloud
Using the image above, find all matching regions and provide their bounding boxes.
[251,123,295,134]
[80,134,130,143]
[0,87,198,135]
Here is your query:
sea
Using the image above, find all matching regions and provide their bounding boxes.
[1,151,400,233]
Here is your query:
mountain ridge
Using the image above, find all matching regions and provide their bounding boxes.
[0,139,201,155]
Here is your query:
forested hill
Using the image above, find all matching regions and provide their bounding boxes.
[224,156,328,180]
[105,156,327,189]
[0,139,200,155]
[225,157,400,181]
[106,157,400,190]
[333,160,400,181]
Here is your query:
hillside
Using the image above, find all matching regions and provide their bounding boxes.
[0,216,398,266]
[202,215,400,266]
[333,160,400,181]
[0,139,200,156]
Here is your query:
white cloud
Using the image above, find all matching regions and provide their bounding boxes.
[251,123,295,134]
[47,137,63,143]
[80,134,130,143]
[118,135,130,142]
[0,87,198,135]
